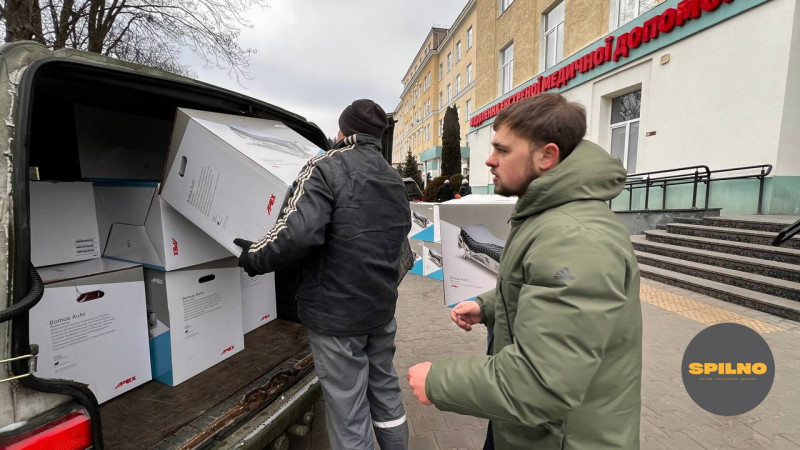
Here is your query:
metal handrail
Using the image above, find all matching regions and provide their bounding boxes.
[610,164,773,214]
[773,219,800,247]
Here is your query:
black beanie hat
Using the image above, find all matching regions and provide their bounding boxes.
[338,99,388,139]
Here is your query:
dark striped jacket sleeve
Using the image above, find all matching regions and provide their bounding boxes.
[244,152,336,273]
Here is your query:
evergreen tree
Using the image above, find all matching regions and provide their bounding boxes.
[402,150,424,189]
[441,106,462,178]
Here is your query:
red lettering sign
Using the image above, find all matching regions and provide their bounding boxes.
[172,238,179,256]
[221,345,235,355]
[469,0,733,128]
[261,314,271,321]
[267,194,276,215]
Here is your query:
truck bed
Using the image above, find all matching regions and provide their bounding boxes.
[100,320,311,449]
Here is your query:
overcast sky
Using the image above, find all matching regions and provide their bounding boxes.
[186,0,467,139]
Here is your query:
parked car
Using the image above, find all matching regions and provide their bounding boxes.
[0,41,400,449]
[402,178,423,202]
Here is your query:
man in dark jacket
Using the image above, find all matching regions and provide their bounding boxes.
[459,178,472,197]
[234,100,411,450]
[436,179,454,202]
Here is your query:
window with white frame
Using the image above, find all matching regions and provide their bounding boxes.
[457,41,462,61]
[467,27,473,49]
[457,107,462,122]
[500,0,514,13]
[616,0,658,27]
[466,64,473,84]
[447,53,452,72]
[447,84,452,102]
[500,43,514,95]
[466,99,472,120]
[544,1,565,70]
[426,99,431,115]
[609,89,641,174]
[439,119,443,136]
[439,63,443,80]
[425,72,430,90]
[456,74,461,93]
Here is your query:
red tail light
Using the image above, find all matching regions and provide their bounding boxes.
[2,411,92,450]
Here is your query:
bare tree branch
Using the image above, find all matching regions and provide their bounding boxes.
[2,0,268,78]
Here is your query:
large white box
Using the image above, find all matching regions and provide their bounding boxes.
[409,202,439,243]
[29,259,151,403]
[439,201,515,307]
[97,183,230,271]
[30,182,101,268]
[145,259,244,386]
[240,270,277,333]
[408,239,425,276]
[161,108,323,255]
[422,241,444,280]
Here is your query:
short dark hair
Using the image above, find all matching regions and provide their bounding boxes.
[493,93,586,161]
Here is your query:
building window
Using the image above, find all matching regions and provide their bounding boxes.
[500,0,514,14]
[456,74,461,93]
[500,43,514,95]
[466,99,472,120]
[439,119,443,136]
[425,72,431,90]
[466,64,473,84]
[447,84,452,102]
[439,63,443,80]
[457,107,462,122]
[447,53,452,72]
[544,1,565,70]
[617,0,658,27]
[456,41,462,61]
[439,92,443,108]
[609,90,641,174]
[467,27,473,49]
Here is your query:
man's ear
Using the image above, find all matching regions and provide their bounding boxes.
[539,143,561,171]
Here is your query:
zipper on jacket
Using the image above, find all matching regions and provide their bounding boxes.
[498,277,514,343]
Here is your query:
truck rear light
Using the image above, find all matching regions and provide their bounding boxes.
[1,411,92,450]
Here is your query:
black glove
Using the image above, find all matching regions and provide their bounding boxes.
[233,238,259,277]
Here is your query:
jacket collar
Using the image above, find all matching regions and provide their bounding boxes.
[333,134,383,150]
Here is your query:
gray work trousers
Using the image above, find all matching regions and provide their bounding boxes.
[308,318,409,450]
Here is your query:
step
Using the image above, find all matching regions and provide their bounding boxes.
[634,251,800,300]
[704,216,798,233]
[638,264,800,321]
[671,217,704,226]
[630,235,800,282]
[643,230,800,265]
[664,223,800,249]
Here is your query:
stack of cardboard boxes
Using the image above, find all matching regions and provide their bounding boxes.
[405,195,516,308]
[28,108,323,401]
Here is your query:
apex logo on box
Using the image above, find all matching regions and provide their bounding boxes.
[114,376,137,389]
[221,345,235,355]
[267,194,277,215]
[150,277,164,285]
[261,314,271,321]
[172,238,179,256]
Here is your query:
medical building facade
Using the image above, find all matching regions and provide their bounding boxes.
[394,0,800,214]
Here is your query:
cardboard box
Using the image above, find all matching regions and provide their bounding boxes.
[160,108,323,255]
[74,104,171,181]
[422,242,444,280]
[145,259,244,386]
[409,202,439,242]
[97,183,230,270]
[439,201,515,307]
[29,259,151,403]
[241,270,277,333]
[30,182,101,268]
[408,239,425,276]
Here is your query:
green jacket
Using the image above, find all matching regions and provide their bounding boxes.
[426,140,642,449]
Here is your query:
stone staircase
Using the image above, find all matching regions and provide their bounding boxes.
[631,216,800,321]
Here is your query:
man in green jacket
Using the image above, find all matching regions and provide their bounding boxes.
[407,93,642,449]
